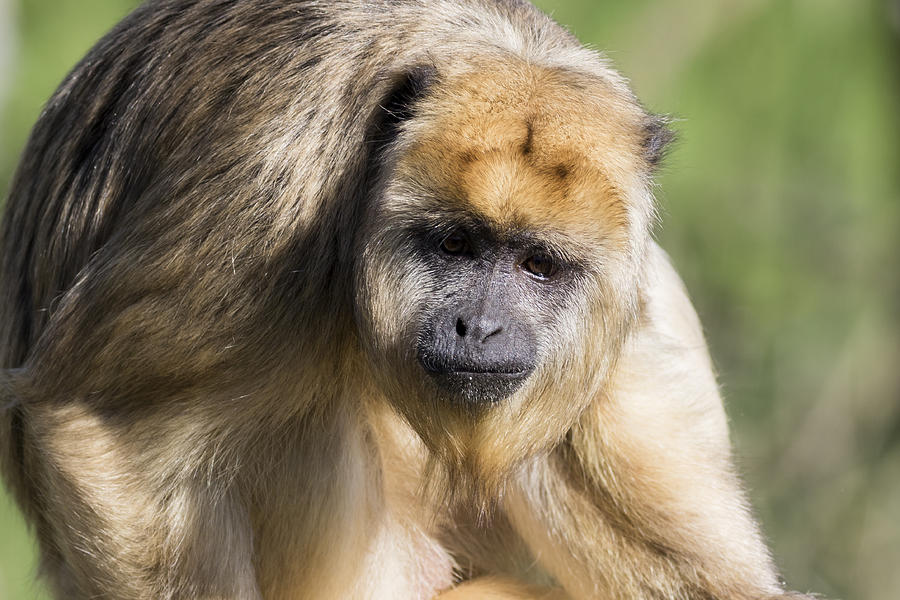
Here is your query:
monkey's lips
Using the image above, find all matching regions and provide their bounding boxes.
[419,360,533,404]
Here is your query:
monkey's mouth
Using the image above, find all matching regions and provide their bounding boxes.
[422,362,529,376]
[419,359,533,404]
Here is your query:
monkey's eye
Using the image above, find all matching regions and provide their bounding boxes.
[521,253,557,280]
[440,230,471,256]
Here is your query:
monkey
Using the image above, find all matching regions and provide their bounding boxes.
[0,0,814,598]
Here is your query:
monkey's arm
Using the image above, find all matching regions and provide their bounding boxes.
[505,242,801,600]
[7,396,264,600]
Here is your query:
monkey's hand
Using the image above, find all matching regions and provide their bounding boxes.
[505,242,799,600]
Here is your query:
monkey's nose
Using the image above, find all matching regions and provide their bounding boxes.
[421,307,533,372]
[416,304,537,404]
[455,315,503,344]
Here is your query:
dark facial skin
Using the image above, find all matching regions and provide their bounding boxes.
[415,221,573,405]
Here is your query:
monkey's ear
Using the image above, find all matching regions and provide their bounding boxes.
[377,65,439,135]
[642,114,675,169]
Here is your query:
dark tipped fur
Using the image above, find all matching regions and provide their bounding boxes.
[643,115,676,168]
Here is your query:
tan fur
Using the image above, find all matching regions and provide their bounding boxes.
[437,576,568,599]
[407,60,645,236]
[504,245,784,600]
[0,1,813,599]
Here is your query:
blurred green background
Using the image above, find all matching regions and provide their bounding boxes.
[0,0,897,598]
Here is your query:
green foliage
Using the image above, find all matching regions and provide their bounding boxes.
[2,1,898,598]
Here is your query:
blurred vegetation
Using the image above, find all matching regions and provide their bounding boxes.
[0,0,898,599]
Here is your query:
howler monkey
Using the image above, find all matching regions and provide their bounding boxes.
[0,1,812,598]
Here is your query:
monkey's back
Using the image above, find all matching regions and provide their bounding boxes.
[0,0,594,529]
[0,0,586,363]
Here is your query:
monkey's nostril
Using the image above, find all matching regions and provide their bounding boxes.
[481,324,502,343]
[456,318,467,337]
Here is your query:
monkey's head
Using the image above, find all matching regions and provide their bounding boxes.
[357,57,670,493]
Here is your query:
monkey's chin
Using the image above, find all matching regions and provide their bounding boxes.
[424,369,531,405]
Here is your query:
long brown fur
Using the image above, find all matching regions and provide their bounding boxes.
[0,1,813,598]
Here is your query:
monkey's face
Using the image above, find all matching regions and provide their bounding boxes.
[357,59,659,489]
[413,225,555,405]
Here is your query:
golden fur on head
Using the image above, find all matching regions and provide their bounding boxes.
[0,1,812,598]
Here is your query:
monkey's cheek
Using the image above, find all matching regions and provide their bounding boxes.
[424,370,531,405]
